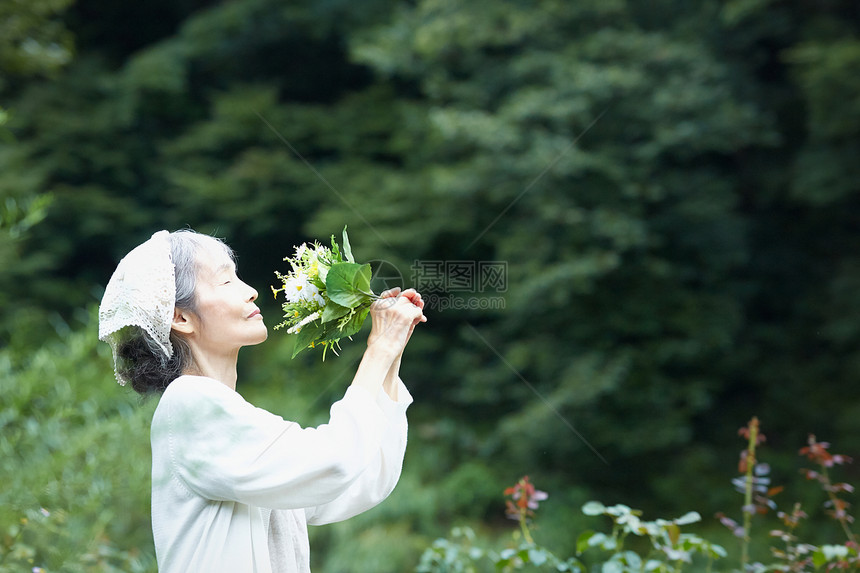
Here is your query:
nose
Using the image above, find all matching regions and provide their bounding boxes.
[246,282,258,302]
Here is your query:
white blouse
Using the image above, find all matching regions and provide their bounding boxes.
[150,375,411,573]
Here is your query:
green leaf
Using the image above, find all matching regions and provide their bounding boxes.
[329,233,341,261]
[321,300,351,323]
[342,226,355,263]
[582,501,606,516]
[817,544,851,564]
[291,321,323,358]
[666,524,681,546]
[326,262,373,307]
[528,548,548,565]
[587,532,616,550]
[623,551,642,570]
[318,320,345,342]
[337,306,370,339]
[605,504,635,517]
[674,511,701,525]
[576,531,596,555]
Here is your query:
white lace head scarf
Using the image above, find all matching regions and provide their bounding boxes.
[98,230,175,385]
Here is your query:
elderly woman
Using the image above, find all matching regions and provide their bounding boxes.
[98,229,425,573]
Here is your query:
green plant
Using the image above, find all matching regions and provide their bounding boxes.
[272,227,379,358]
[417,476,582,572]
[717,418,858,573]
[0,507,155,573]
[798,436,856,546]
[577,502,726,573]
[0,312,158,572]
[416,477,725,573]
[716,417,782,570]
[419,418,860,573]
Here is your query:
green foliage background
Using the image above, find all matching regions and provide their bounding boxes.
[2,0,860,570]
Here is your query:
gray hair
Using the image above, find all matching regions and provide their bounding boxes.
[117,230,235,395]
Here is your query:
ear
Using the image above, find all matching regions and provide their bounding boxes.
[171,307,196,335]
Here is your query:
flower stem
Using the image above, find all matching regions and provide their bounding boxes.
[519,511,534,545]
[355,288,380,300]
[820,466,857,544]
[741,417,759,571]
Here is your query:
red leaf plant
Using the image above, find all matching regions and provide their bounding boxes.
[504,475,548,544]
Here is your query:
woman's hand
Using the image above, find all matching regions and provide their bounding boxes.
[367,287,427,356]
[351,287,426,397]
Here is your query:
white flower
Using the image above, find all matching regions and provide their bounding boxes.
[294,243,307,260]
[283,273,326,307]
[313,292,326,307]
[300,282,323,305]
[283,273,311,303]
[287,311,321,334]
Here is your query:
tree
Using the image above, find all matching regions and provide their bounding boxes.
[0,0,75,354]
[3,0,860,569]
[311,0,773,505]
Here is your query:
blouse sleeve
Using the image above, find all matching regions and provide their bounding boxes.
[304,378,412,525]
[155,376,399,510]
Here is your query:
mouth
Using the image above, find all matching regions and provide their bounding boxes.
[247,308,262,319]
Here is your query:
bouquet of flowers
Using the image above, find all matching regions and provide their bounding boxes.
[272,227,378,358]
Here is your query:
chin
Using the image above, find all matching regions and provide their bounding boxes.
[241,323,269,347]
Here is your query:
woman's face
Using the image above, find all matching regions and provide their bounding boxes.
[186,244,268,355]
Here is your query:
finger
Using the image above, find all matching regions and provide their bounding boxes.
[399,293,426,320]
[371,296,397,311]
[402,289,420,300]
[380,287,402,299]
[400,289,424,307]
[410,295,425,312]
[401,299,427,323]
[389,297,423,320]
